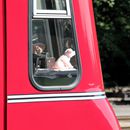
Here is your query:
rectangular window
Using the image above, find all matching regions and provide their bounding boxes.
[30,0,81,90]
[33,0,71,18]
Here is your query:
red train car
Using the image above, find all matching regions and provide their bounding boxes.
[0,0,121,130]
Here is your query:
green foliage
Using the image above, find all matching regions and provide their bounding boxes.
[93,0,130,86]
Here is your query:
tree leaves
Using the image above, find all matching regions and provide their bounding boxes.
[93,0,130,86]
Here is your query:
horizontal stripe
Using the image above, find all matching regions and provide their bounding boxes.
[8,92,105,99]
[8,92,106,104]
[33,15,71,19]
[8,96,106,103]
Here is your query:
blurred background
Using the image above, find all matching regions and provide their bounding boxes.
[93,0,130,129]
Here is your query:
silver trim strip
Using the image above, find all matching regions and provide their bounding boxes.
[8,96,106,103]
[8,92,105,99]
[33,15,71,19]
[8,92,106,103]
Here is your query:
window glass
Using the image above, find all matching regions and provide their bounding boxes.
[30,0,81,90]
[33,0,71,18]
[36,0,66,10]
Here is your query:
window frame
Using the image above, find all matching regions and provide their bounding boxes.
[29,0,81,91]
[33,0,71,18]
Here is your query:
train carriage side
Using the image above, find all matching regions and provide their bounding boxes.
[0,0,121,130]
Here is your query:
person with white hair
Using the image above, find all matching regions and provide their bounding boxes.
[52,48,76,71]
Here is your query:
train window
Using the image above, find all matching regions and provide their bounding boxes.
[29,0,81,90]
[33,0,71,18]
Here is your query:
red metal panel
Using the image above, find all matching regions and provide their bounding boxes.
[72,0,104,92]
[6,0,104,95]
[0,0,5,130]
[6,0,121,130]
[7,99,120,130]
